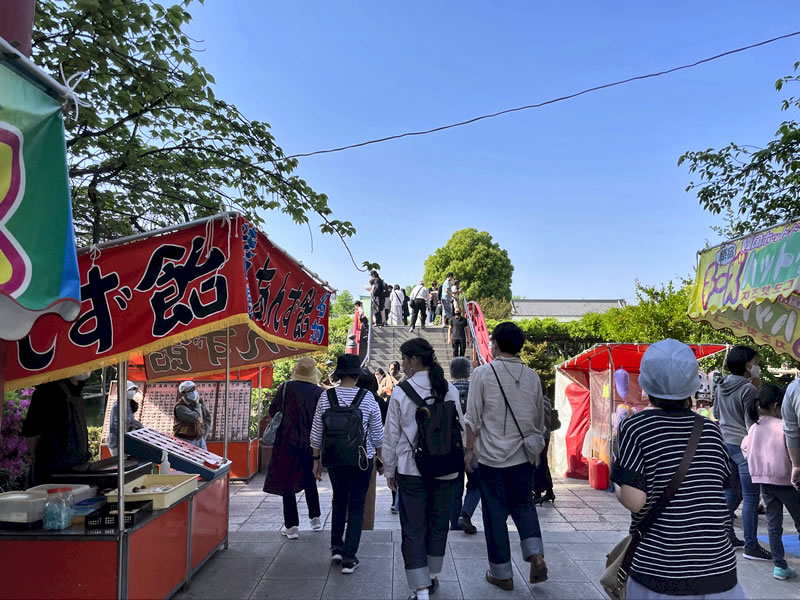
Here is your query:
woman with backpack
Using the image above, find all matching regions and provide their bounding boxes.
[310,354,384,574]
[263,358,325,540]
[383,338,465,600]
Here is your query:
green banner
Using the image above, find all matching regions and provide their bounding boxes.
[0,62,80,340]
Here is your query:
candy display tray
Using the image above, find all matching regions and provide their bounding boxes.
[124,428,230,480]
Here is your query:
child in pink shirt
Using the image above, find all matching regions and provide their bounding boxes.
[742,384,800,580]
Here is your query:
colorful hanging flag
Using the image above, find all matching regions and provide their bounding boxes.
[688,220,800,360]
[0,62,80,340]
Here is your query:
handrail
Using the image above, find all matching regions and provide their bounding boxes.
[461,293,493,364]
[462,293,492,364]
[361,298,374,368]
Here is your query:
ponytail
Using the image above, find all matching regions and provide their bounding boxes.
[399,337,449,398]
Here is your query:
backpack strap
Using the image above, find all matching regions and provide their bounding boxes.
[351,387,368,410]
[399,381,425,408]
[326,387,339,408]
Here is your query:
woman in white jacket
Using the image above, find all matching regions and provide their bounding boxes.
[383,338,464,600]
[388,284,404,326]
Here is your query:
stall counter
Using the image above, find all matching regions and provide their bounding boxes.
[0,473,229,599]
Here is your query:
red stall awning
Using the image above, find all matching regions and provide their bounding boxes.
[5,213,332,389]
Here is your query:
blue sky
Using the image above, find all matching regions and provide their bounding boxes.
[185,2,800,302]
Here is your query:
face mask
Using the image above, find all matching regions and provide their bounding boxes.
[127,389,137,400]
[74,372,90,381]
[748,364,761,379]
[186,390,199,402]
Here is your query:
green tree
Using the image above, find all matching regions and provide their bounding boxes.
[424,229,513,300]
[330,290,356,318]
[33,0,354,247]
[679,61,800,238]
[474,297,511,320]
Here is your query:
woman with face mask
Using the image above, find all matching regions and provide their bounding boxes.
[109,381,145,455]
[173,381,212,449]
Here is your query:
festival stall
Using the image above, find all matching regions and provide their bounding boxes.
[555,343,726,487]
[688,219,800,361]
[0,212,332,599]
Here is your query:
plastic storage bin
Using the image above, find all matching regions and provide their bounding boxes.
[105,474,198,509]
[589,457,609,490]
[27,483,95,504]
[0,490,47,527]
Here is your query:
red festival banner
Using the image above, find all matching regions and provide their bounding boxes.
[5,214,330,389]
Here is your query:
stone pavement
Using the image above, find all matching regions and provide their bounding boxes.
[174,474,800,599]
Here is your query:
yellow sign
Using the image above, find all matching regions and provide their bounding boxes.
[689,221,800,360]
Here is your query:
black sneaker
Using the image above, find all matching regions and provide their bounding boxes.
[744,545,772,561]
[458,515,478,535]
[341,558,360,574]
[729,536,744,549]
[331,547,343,563]
[428,577,439,594]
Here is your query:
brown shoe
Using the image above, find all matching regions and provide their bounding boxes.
[530,554,548,583]
[485,570,514,591]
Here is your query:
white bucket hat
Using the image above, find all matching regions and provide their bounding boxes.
[638,339,701,400]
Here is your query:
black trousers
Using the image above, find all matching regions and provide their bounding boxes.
[397,473,452,590]
[452,339,465,357]
[373,296,385,325]
[328,460,373,561]
[532,438,552,494]
[282,483,321,528]
[409,299,427,329]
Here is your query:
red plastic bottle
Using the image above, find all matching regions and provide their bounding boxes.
[589,457,609,490]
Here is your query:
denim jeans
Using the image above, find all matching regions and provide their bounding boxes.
[724,443,760,549]
[761,483,800,569]
[478,462,544,580]
[397,473,453,590]
[328,459,373,561]
[450,464,481,527]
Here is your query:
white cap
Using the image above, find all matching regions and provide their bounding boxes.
[638,339,701,401]
[126,380,138,391]
[178,380,196,393]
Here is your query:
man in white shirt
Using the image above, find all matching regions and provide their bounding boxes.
[440,273,455,326]
[408,280,430,332]
[464,322,547,591]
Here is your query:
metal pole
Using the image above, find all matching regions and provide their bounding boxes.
[224,327,230,459]
[256,366,263,431]
[116,360,128,600]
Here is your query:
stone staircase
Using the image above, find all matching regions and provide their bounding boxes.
[365,325,456,376]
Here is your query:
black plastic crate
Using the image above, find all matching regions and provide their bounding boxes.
[85,500,153,530]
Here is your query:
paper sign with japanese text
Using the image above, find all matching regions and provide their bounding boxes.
[5,214,330,389]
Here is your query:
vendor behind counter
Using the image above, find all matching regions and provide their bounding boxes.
[22,373,91,486]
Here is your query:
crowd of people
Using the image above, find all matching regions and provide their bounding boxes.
[261,329,800,599]
[262,322,552,598]
[366,270,470,357]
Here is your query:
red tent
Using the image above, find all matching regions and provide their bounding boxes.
[556,343,727,467]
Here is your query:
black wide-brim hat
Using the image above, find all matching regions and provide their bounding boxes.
[332,354,366,379]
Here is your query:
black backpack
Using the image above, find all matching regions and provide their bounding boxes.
[399,381,464,478]
[457,385,469,416]
[321,387,368,469]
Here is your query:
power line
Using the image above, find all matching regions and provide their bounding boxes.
[285,30,800,160]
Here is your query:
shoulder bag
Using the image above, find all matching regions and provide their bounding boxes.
[599,413,704,600]
[261,383,287,447]
[489,364,544,465]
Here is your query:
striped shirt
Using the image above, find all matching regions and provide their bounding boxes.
[611,409,737,596]
[310,386,384,459]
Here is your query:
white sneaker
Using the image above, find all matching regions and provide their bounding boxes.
[310,517,322,531]
[280,525,299,540]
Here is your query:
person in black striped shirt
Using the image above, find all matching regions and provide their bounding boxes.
[611,339,744,599]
